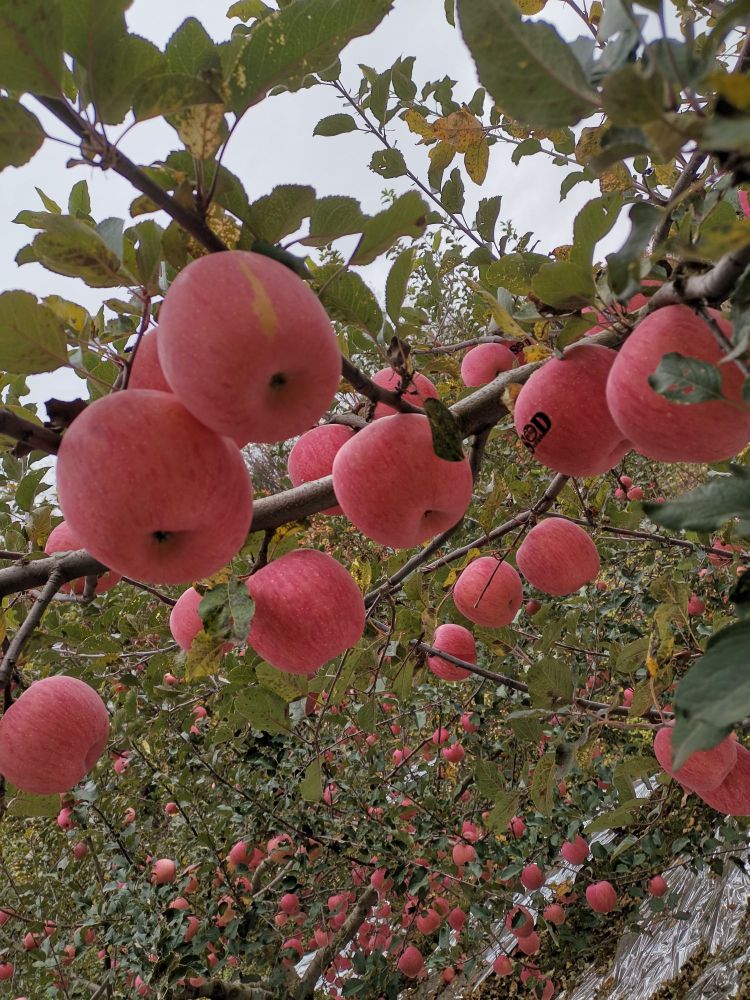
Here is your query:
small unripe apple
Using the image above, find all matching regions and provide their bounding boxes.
[461,343,515,387]
[586,880,618,913]
[0,676,109,794]
[332,413,473,549]
[453,556,523,627]
[516,519,600,595]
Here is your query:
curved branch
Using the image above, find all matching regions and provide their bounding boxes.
[0,409,61,455]
[0,568,66,688]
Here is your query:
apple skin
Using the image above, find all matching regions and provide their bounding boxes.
[647,876,668,897]
[452,556,523,627]
[151,858,177,885]
[397,946,424,978]
[606,305,750,462]
[653,725,736,792]
[157,250,342,445]
[460,343,516,387]
[585,880,617,913]
[740,191,750,218]
[427,623,476,681]
[169,588,203,651]
[287,424,354,515]
[695,745,750,815]
[371,368,439,418]
[560,835,589,865]
[246,549,366,676]
[0,676,109,794]
[44,521,121,595]
[56,390,253,585]
[520,863,545,890]
[332,413,473,549]
[493,955,513,975]
[514,344,630,476]
[128,328,171,392]
[516,519,600,596]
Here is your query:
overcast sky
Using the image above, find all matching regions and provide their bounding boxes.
[0,0,626,407]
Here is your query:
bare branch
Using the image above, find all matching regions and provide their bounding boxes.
[0,408,61,455]
[412,335,516,356]
[0,569,66,688]
[0,551,104,599]
[341,358,423,414]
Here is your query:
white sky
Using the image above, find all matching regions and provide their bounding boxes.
[0,0,626,407]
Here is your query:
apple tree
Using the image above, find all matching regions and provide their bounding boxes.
[0,0,749,998]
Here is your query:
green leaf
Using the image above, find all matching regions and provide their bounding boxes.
[442,167,465,214]
[614,635,648,675]
[475,196,502,244]
[356,698,377,733]
[485,252,549,295]
[6,786,60,818]
[227,0,274,18]
[606,201,663,295]
[612,755,658,804]
[485,791,520,833]
[316,266,383,336]
[68,180,91,217]
[199,580,254,645]
[457,0,599,129]
[234,685,289,734]
[643,466,750,536]
[385,247,414,323]
[423,398,464,462]
[314,113,358,136]
[16,468,47,512]
[585,798,648,834]
[0,0,65,96]
[302,195,367,247]
[474,759,505,799]
[370,148,407,178]
[256,661,308,703]
[393,659,414,702]
[17,214,127,287]
[131,220,163,292]
[227,0,394,113]
[531,261,595,309]
[530,751,556,816]
[134,73,223,120]
[0,291,68,374]
[648,353,725,405]
[0,98,45,171]
[671,621,750,768]
[445,0,456,24]
[245,184,316,243]
[527,657,573,708]
[300,759,323,801]
[508,714,543,742]
[571,194,623,268]
[351,192,429,266]
[166,17,221,76]
[601,63,667,127]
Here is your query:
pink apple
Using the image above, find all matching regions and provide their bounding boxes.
[169,588,204,651]
[371,368,439,418]
[443,742,465,763]
[72,841,88,860]
[56,390,253,585]
[687,593,705,615]
[460,712,478,733]
[520,863,545,890]
[517,930,540,955]
[560,835,589,865]
[448,906,465,931]
[525,598,541,616]
[128,327,171,392]
[332,413,473,549]
[427,624,476,681]
[504,904,533,937]
[695,743,750,816]
[606,305,750,462]
[493,955,513,975]
[627,486,644,501]
[508,816,526,838]
[0,963,13,980]
[397,945,424,978]
[647,876,668,897]
[515,344,630,476]
[586,880,617,913]
[165,802,179,816]
[287,424,355,514]
[452,556,523,626]
[516,519,600,595]
[158,251,341,444]
[461,343,516,387]
[543,903,565,925]
[151,858,177,885]
[246,549,365,675]
[452,842,476,866]
[44,521,122,595]
[653,725,736,792]
[0,676,109,794]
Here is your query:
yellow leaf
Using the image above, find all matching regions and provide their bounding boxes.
[514,0,548,12]
[551,244,572,261]
[646,652,659,678]
[505,120,531,140]
[185,631,225,681]
[707,70,750,112]
[599,163,632,194]
[350,558,372,594]
[404,109,435,141]
[575,126,605,165]
[429,141,456,170]
[523,344,553,363]
[589,0,602,23]
[433,107,483,152]
[502,382,523,412]
[465,138,489,185]
[442,568,458,590]
[197,566,232,589]
[174,102,226,159]
[463,278,526,338]
[533,320,553,340]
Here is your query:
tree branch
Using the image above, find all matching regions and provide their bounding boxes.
[341,358,423,414]
[0,551,104,600]
[0,409,61,455]
[0,569,66,688]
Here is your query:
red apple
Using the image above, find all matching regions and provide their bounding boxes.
[397,945,424,978]
[687,593,705,615]
[543,903,565,925]
[493,955,513,975]
[0,676,109,794]
[169,588,203,651]
[695,743,750,816]
[56,390,252,585]
[606,305,750,462]
[287,424,354,514]
[461,343,516,386]
[560,835,589,865]
[44,521,121,595]
[452,556,523,627]
[516,520,600,595]
[332,413,473,549]
[246,549,365,675]
[585,881,617,913]
[520,863,545,890]
[647,876,667,897]
[514,344,630,476]
[427,624,476,681]
[653,725,736,792]
[151,858,177,885]
[371,368,439,418]
[158,251,341,445]
[128,327,171,393]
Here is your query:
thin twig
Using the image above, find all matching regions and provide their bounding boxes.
[0,569,66,688]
